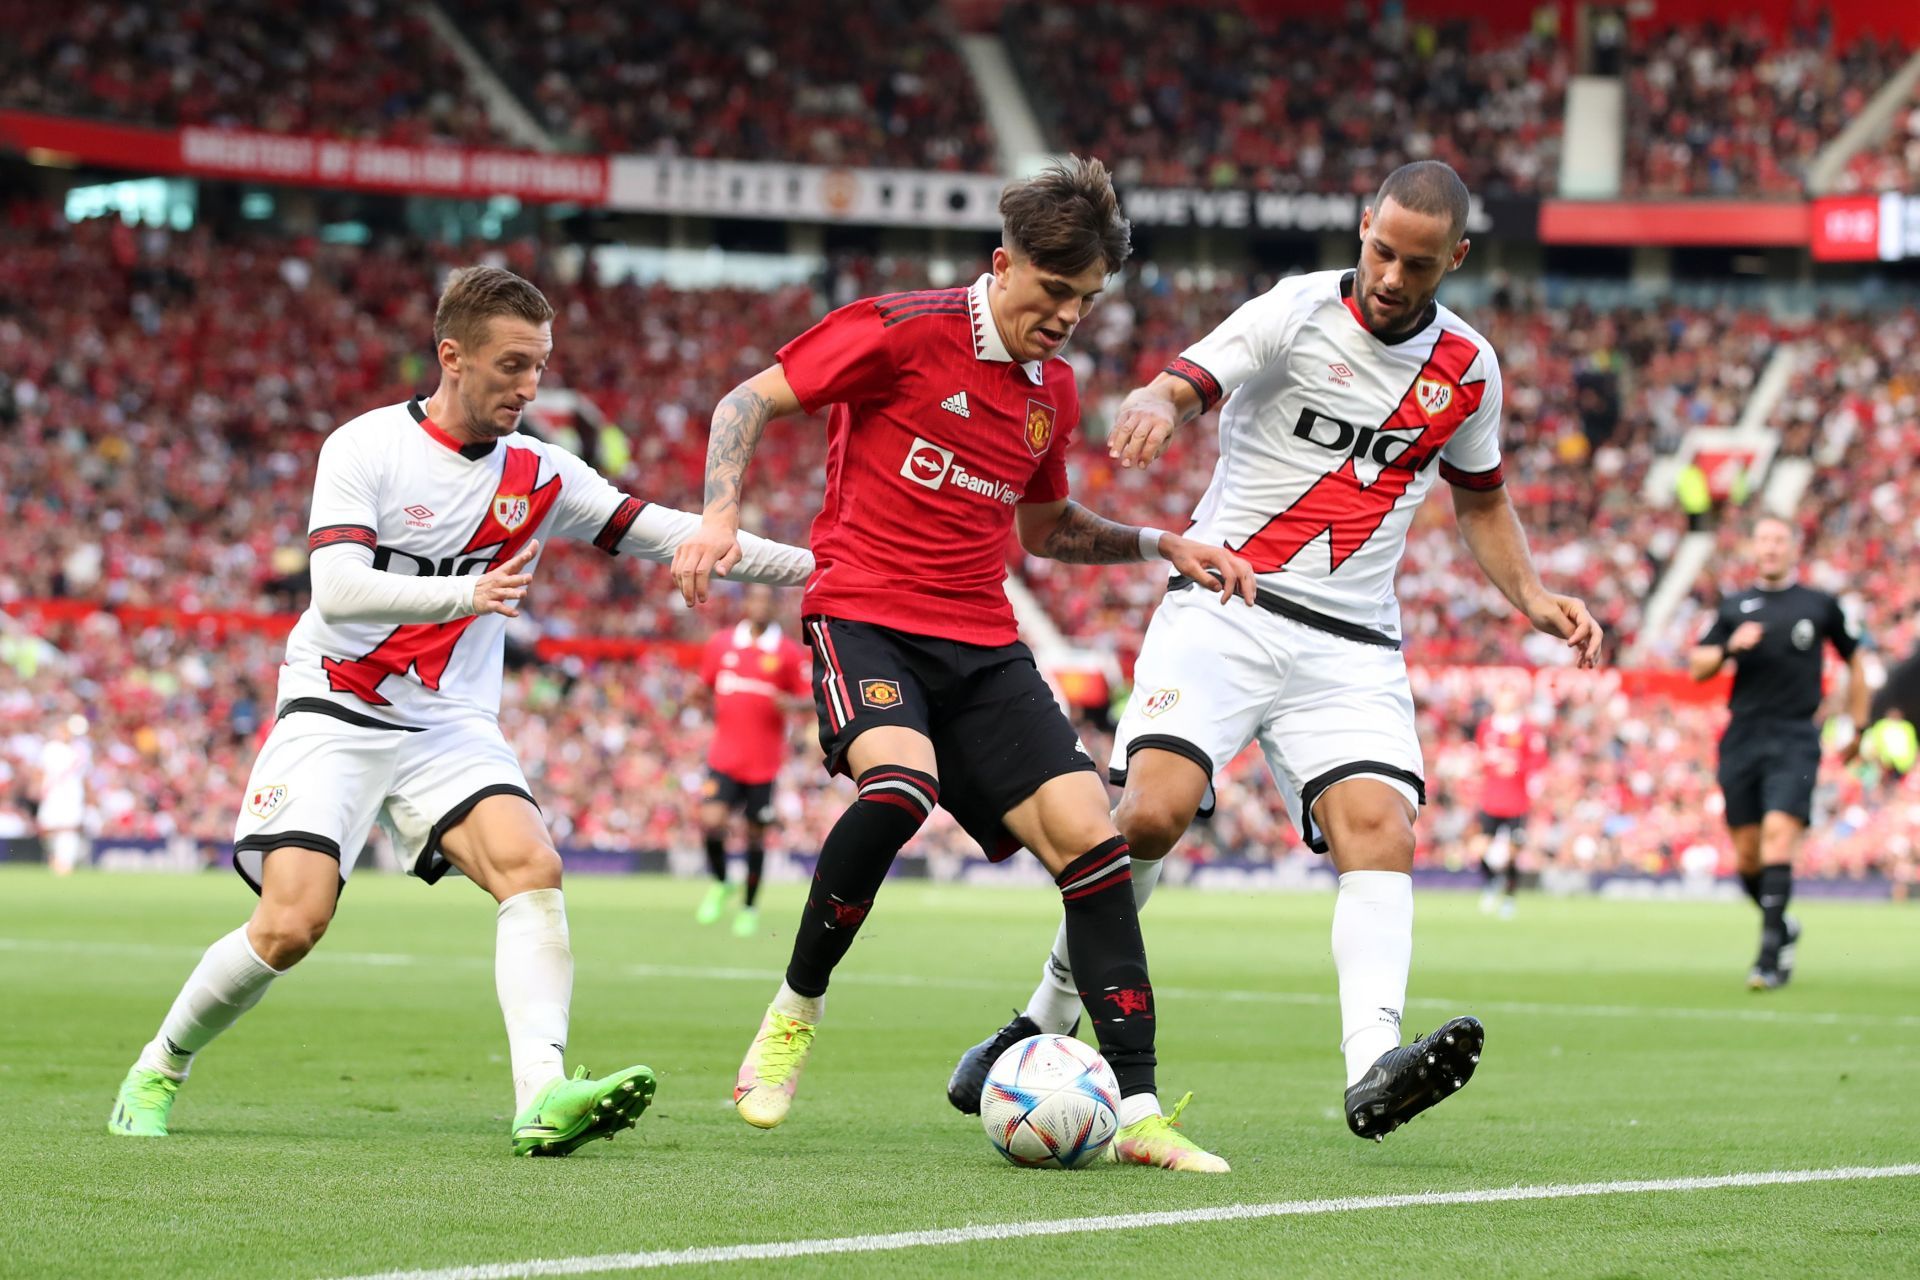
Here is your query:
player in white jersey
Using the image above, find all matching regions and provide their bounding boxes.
[950,162,1604,1142]
[36,714,91,876]
[108,266,812,1154]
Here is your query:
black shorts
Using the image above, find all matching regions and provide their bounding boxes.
[1477,811,1525,843]
[1717,721,1820,827]
[704,770,776,825]
[802,615,1099,861]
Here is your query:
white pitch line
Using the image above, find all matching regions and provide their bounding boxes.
[319,1163,1920,1280]
[3,937,1917,1029]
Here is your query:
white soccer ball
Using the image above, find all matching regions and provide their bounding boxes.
[980,1033,1120,1169]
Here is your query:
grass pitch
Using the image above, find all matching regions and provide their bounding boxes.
[1,866,1916,1279]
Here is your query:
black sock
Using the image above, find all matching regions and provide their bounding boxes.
[703,831,728,883]
[1479,859,1496,886]
[783,766,937,998]
[1504,860,1520,896]
[744,841,765,908]
[1739,870,1764,908]
[1757,865,1793,970]
[1058,836,1157,1099]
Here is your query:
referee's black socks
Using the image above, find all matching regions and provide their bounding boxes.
[1056,836,1158,1099]
[1739,869,1765,908]
[783,766,938,998]
[1757,864,1794,971]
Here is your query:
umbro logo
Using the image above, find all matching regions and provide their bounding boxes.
[404,503,434,528]
[1328,362,1354,387]
[940,391,970,418]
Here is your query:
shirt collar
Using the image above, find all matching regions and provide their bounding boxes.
[968,273,1045,386]
[732,621,782,651]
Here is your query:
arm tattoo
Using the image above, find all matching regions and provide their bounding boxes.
[703,384,775,519]
[1038,501,1149,564]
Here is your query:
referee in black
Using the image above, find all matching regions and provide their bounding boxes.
[1689,516,1869,989]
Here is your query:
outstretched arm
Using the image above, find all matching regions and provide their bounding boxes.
[1106,371,1208,470]
[1014,499,1256,605]
[671,365,805,605]
[1452,484,1603,668]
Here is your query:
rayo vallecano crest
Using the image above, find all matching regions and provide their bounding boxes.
[1415,377,1453,417]
[492,494,531,531]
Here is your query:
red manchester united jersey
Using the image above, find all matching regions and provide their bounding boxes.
[701,621,809,784]
[777,272,1078,646]
[1475,713,1545,819]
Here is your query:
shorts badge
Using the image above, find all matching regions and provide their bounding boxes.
[247,784,289,819]
[1141,688,1180,719]
[860,679,904,710]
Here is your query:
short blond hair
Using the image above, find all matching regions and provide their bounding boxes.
[434,265,554,351]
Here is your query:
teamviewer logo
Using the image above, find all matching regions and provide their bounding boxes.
[901,437,955,490]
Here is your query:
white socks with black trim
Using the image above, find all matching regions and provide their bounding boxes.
[137,926,282,1080]
[1023,856,1165,1035]
[496,888,573,1112]
[1332,869,1414,1086]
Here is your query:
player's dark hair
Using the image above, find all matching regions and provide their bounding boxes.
[434,265,555,351]
[999,155,1132,277]
[1373,161,1472,243]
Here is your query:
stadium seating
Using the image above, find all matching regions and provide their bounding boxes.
[1003,1,1567,195]
[458,0,996,169]
[1623,20,1909,197]
[0,0,508,145]
[1838,80,1920,194]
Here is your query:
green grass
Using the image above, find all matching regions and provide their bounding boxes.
[2,866,1916,1279]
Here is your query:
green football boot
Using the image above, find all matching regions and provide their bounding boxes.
[108,1067,181,1137]
[695,882,732,925]
[730,906,760,938]
[510,1065,656,1157]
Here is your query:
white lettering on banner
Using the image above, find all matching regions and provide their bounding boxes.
[177,127,606,203]
[181,128,314,176]
[1125,188,1490,234]
[606,157,1004,228]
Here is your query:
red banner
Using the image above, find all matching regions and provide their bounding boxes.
[1539,200,1810,247]
[0,110,608,206]
[1810,196,1885,261]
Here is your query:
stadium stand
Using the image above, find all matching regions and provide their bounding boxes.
[457,0,996,168]
[1837,78,1920,194]
[0,0,509,145]
[1003,0,1567,194]
[1623,20,1910,197]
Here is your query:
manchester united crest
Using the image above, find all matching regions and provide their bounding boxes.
[859,679,903,709]
[1415,377,1453,418]
[1024,399,1055,458]
[492,494,531,531]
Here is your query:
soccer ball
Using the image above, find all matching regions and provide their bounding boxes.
[979,1034,1119,1169]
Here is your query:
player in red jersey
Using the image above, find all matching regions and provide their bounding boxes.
[673,157,1255,1172]
[694,584,809,937]
[1472,685,1545,917]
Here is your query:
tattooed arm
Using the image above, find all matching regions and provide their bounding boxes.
[671,365,804,606]
[1016,500,1258,605]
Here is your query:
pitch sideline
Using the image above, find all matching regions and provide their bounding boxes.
[319,1163,1920,1279]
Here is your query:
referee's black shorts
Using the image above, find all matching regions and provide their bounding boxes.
[801,615,1098,862]
[1717,719,1821,827]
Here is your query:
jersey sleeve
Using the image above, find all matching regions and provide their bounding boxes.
[537,441,645,553]
[306,423,382,552]
[1163,276,1312,413]
[1826,594,1863,659]
[1698,599,1735,648]
[1439,349,1505,490]
[776,300,896,414]
[1025,382,1078,505]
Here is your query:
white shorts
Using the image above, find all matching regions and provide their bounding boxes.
[1112,587,1424,853]
[232,703,533,892]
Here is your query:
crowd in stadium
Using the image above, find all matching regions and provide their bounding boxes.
[1839,77,1920,194]
[1003,2,1567,195]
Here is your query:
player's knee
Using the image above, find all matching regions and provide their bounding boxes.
[493,842,564,896]
[249,907,330,968]
[1114,791,1190,861]
[1323,796,1416,869]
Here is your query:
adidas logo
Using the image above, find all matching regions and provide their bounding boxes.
[940,391,970,419]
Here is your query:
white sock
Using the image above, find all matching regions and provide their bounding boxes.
[496,888,572,1112]
[136,926,282,1080]
[1118,1091,1161,1127]
[1331,870,1414,1087]
[772,980,824,1024]
[1024,857,1164,1034]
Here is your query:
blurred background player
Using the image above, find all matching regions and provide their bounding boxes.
[1690,515,1868,990]
[673,157,1255,1171]
[35,713,91,877]
[694,583,808,937]
[1472,685,1544,917]
[106,266,812,1151]
[948,161,1604,1143]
